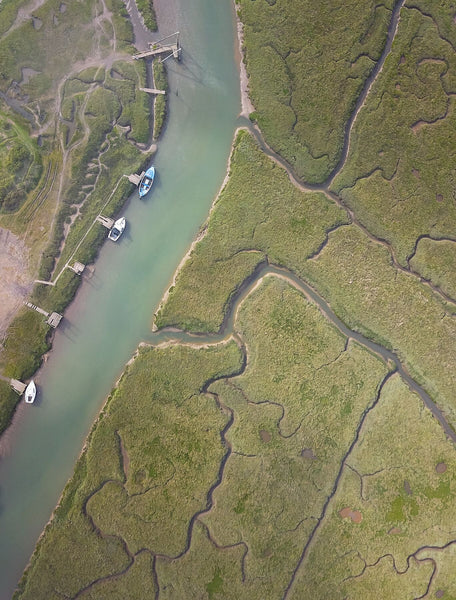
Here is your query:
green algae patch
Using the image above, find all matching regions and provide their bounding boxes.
[15,341,242,599]
[205,568,224,599]
[155,130,347,332]
[238,0,393,182]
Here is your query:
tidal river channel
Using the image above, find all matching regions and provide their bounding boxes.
[0,1,240,597]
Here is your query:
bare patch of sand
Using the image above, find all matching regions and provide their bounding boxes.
[235,7,255,118]
[0,228,33,341]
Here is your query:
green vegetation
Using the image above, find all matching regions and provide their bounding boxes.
[0,308,50,380]
[154,130,456,430]
[331,8,456,265]
[15,341,242,599]
[301,225,456,427]
[155,130,348,331]
[0,380,19,433]
[153,60,167,139]
[410,238,456,301]
[136,0,157,32]
[0,112,42,212]
[16,278,391,597]
[238,0,393,182]
[288,374,456,599]
[196,279,388,597]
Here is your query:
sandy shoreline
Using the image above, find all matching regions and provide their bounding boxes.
[235,3,255,119]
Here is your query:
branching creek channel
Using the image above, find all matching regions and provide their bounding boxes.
[1,0,454,597]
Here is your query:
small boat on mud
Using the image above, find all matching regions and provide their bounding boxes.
[24,380,36,404]
[139,166,155,198]
[108,217,126,242]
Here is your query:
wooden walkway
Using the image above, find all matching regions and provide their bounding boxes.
[140,87,166,95]
[133,32,181,62]
[24,302,63,329]
[0,374,26,395]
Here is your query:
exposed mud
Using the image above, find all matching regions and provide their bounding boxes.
[0,228,33,341]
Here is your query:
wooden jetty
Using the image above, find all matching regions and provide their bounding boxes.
[24,301,63,329]
[24,302,48,317]
[140,87,166,95]
[127,171,145,186]
[47,312,63,328]
[69,261,85,275]
[96,215,114,229]
[10,379,26,395]
[133,32,181,62]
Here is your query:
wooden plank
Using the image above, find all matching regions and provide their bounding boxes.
[139,87,166,95]
[47,312,63,328]
[96,215,114,229]
[10,379,26,394]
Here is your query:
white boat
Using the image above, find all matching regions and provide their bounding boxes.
[24,380,36,404]
[108,217,126,242]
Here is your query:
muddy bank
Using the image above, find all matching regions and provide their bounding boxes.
[0,228,33,341]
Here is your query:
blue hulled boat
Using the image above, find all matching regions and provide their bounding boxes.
[139,166,155,198]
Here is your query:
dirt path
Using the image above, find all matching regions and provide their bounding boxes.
[0,228,33,341]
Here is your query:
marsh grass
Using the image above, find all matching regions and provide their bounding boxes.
[409,238,456,301]
[331,9,456,264]
[0,380,19,433]
[0,308,50,380]
[155,131,347,332]
[135,0,157,32]
[0,0,152,433]
[289,374,456,598]
[0,112,43,213]
[197,278,388,596]
[238,0,393,182]
[301,225,456,428]
[16,278,390,598]
[15,342,242,598]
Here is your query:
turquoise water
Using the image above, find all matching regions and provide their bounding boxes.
[0,1,240,597]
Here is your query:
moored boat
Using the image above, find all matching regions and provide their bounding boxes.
[139,166,155,198]
[108,217,126,242]
[24,380,36,404]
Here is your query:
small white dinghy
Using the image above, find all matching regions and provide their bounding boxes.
[108,217,126,242]
[24,380,36,404]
